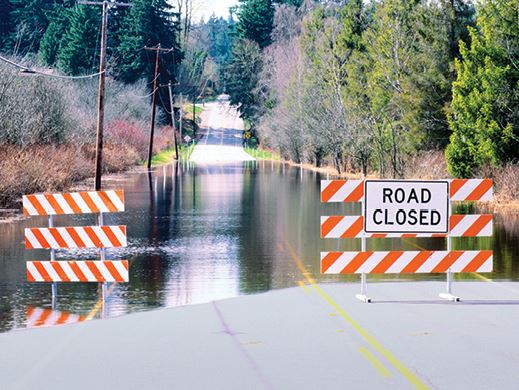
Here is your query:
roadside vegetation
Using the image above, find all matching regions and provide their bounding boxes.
[226,0,519,205]
[0,1,218,209]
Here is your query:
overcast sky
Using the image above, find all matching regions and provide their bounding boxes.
[193,0,240,21]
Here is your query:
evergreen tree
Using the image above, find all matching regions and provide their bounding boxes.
[225,39,262,119]
[446,0,519,177]
[0,0,12,47]
[7,0,54,53]
[56,5,100,75]
[237,0,274,49]
[39,5,72,66]
[115,0,182,84]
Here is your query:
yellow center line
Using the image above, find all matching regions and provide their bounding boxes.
[297,280,311,293]
[85,282,118,321]
[358,346,392,377]
[284,239,429,390]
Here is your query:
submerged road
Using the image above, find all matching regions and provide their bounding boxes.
[190,96,255,164]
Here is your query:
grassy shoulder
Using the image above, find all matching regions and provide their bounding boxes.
[147,143,197,167]
[244,146,281,160]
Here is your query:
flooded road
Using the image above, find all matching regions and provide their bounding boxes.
[1,161,518,333]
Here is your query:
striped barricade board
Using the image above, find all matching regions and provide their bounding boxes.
[321,179,493,203]
[25,226,127,249]
[321,251,493,274]
[26,307,86,328]
[27,260,129,283]
[23,190,125,215]
[321,215,493,238]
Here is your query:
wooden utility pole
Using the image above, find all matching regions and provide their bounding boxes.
[166,81,179,160]
[144,44,174,169]
[179,93,183,142]
[79,1,131,190]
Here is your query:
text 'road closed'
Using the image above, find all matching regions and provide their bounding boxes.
[364,180,449,233]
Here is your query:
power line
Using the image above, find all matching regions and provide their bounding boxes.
[0,55,105,80]
[131,87,158,99]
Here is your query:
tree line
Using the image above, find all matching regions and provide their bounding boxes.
[225,0,519,178]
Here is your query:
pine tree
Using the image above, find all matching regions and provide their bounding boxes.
[0,0,12,47]
[446,0,519,177]
[7,0,54,53]
[237,0,274,49]
[115,0,182,84]
[225,39,262,119]
[56,5,100,75]
[39,6,72,66]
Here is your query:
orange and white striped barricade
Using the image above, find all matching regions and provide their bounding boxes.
[320,179,493,302]
[26,306,87,329]
[23,190,127,308]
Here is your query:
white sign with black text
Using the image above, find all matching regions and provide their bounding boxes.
[364,180,449,234]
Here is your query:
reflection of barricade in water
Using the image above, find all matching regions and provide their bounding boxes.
[22,190,129,308]
[26,306,86,329]
[320,179,494,303]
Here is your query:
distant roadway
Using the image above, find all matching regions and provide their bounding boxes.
[190,95,255,164]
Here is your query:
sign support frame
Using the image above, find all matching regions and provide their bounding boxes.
[356,197,371,303]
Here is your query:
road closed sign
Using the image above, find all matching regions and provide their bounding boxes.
[364,180,449,234]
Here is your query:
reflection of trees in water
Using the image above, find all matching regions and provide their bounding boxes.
[238,161,274,293]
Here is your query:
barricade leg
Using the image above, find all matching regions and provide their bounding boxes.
[356,273,371,303]
[439,268,461,302]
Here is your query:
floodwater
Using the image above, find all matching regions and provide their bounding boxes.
[0,160,518,333]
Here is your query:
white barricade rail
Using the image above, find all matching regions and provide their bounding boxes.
[321,215,493,238]
[321,179,493,202]
[320,179,493,302]
[321,251,492,274]
[23,190,125,215]
[25,226,127,249]
[27,260,129,282]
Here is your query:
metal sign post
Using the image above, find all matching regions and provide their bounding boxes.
[49,214,57,310]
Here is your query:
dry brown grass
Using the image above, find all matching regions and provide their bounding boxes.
[0,143,143,208]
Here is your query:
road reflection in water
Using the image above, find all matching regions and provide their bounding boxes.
[0,160,518,333]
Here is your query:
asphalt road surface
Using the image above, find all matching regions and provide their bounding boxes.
[190,96,254,164]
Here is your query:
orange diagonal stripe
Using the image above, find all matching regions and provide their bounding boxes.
[86,262,105,282]
[341,217,364,238]
[371,251,403,274]
[68,261,87,282]
[49,228,69,249]
[29,229,51,249]
[104,261,124,282]
[462,251,493,273]
[33,262,53,282]
[466,179,492,200]
[44,194,64,215]
[401,251,432,273]
[26,195,47,216]
[345,181,364,202]
[102,226,123,247]
[449,179,467,198]
[79,192,100,213]
[62,193,82,214]
[341,252,372,274]
[84,227,103,247]
[431,251,463,273]
[463,215,492,237]
[321,180,345,202]
[321,252,343,273]
[97,191,117,212]
[321,216,343,238]
[51,262,70,282]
